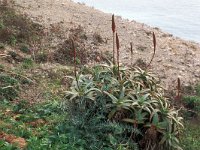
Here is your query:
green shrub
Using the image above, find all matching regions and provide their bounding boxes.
[0,73,19,101]
[183,96,200,112]
[35,51,48,63]
[180,122,200,150]
[63,63,183,150]
[22,58,34,69]
[19,44,30,53]
[195,84,200,96]
[0,43,5,49]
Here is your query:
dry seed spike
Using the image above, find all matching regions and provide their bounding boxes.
[112,14,116,33]
[112,14,116,64]
[71,39,79,89]
[147,32,156,69]
[177,78,181,97]
[116,32,120,80]
[130,42,133,65]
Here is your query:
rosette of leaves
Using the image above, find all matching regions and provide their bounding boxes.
[63,63,183,150]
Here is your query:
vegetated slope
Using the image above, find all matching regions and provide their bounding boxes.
[13,0,200,90]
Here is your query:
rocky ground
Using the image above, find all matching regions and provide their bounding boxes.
[9,0,200,90]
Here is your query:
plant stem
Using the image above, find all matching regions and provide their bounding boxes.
[113,32,115,64]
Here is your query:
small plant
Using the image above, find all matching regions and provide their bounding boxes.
[0,42,5,49]
[134,58,147,69]
[0,73,19,101]
[54,39,88,65]
[180,123,200,150]
[0,20,5,29]
[8,51,17,59]
[195,84,200,96]
[183,96,200,113]
[35,51,48,63]
[22,58,34,69]
[9,35,17,45]
[93,32,104,45]
[19,44,30,53]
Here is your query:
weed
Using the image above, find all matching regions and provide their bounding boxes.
[0,20,5,29]
[35,51,48,63]
[93,32,104,45]
[0,42,4,49]
[195,84,200,96]
[22,58,34,69]
[0,73,19,101]
[19,44,30,54]
[180,122,200,150]
[69,25,87,41]
[9,35,17,46]
[134,58,147,69]
[54,39,88,65]
[183,96,200,112]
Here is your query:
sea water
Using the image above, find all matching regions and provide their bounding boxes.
[73,0,200,43]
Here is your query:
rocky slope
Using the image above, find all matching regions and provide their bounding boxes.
[12,0,200,90]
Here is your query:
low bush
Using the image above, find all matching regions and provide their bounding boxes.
[22,58,34,69]
[0,5,43,45]
[0,73,19,101]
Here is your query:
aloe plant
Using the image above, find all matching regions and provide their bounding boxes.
[63,62,183,150]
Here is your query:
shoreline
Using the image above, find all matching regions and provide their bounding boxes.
[13,0,200,90]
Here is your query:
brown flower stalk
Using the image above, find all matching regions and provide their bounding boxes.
[71,39,76,77]
[147,32,156,69]
[116,32,120,80]
[130,42,133,65]
[177,77,181,98]
[71,39,79,89]
[112,14,116,64]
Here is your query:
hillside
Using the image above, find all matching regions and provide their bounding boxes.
[12,0,200,90]
[0,0,200,149]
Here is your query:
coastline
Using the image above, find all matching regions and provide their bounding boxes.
[13,0,200,90]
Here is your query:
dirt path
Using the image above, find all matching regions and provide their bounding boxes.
[13,0,200,90]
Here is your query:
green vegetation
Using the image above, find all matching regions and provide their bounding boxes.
[0,3,199,150]
[63,63,183,150]
[0,99,68,149]
[181,122,200,150]
[179,84,200,150]
[0,73,19,101]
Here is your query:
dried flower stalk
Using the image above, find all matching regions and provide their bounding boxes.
[112,14,116,64]
[116,32,120,79]
[147,32,156,69]
[71,39,79,89]
[130,42,133,65]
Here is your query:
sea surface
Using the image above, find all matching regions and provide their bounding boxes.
[73,0,200,43]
